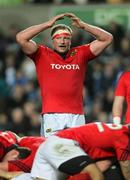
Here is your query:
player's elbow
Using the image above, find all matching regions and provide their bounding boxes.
[16,32,22,43]
[16,32,26,46]
[106,33,113,45]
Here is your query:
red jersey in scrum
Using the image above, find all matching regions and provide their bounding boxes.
[56,122,130,161]
[28,44,96,114]
[8,136,45,172]
[0,131,18,161]
[115,71,130,123]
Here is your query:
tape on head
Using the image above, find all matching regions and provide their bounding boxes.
[52,29,72,39]
[51,24,73,40]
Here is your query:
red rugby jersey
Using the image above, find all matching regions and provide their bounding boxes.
[8,136,45,172]
[0,131,18,161]
[56,122,130,161]
[29,44,96,114]
[115,71,130,123]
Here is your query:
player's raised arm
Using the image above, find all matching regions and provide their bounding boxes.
[112,96,124,124]
[64,12,113,56]
[16,13,65,55]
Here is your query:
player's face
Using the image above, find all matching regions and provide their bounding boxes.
[52,35,71,53]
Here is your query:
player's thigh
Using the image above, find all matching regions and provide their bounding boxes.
[40,136,93,176]
[41,113,67,137]
[32,164,67,180]
[31,141,67,180]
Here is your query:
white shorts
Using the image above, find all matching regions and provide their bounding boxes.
[11,173,32,180]
[41,113,85,137]
[31,136,87,180]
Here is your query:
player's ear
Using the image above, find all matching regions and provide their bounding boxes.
[13,149,19,158]
[16,147,31,159]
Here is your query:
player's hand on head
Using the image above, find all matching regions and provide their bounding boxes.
[48,14,65,27]
[64,12,76,18]
[65,12,84,29]
[54,13,65,21]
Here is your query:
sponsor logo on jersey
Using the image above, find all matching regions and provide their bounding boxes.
[51,64,80,70]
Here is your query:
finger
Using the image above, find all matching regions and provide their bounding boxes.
[71,17,78,21]
[55,14,65,19]
[54,15,64,21]
[65,12,75,16]
[59,13,66,16]
[65,13,76,18]
[56,17,64,21]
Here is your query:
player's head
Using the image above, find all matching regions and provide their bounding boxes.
[0,131,27,161]
[51,24,73,54]
[2,146,31,161]
[0,131,18,161]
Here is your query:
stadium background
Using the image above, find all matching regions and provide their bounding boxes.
[0,0,130,136]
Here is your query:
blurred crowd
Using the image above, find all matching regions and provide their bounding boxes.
[7,0,130,5]
[0,20,130,136]
[25,0,130,5]
[1,0,130,7]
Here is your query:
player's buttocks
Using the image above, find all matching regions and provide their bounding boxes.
[48,136,82,156]
[54,143,76,156]
[43,136,86,165]
[46,136,93,176]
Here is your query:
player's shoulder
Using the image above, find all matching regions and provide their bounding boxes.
[121,71,130,78]
[72,44,90,50]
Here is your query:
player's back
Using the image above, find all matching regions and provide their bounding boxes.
[57,123,113,144]
[57,123,129,154]
[18,136,44,148]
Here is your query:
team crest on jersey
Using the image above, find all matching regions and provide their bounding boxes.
[46,128,52,133]
[70,49,77,57]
